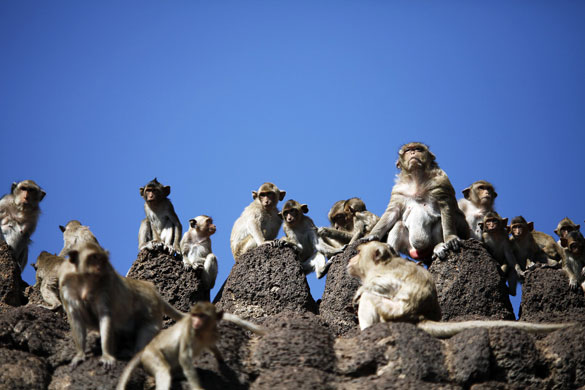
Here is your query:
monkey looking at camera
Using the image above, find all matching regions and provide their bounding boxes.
[509,216,563,272]
[0,180,46,272]
[348,241,572,337]
[554,217,580,246]
[276,199,343,279]
[365,142,469,264]
[117,302,265,390]
[138,178,183,255]
[559,230,585,293]
[230,182,286,260]
[58,220,100,257]
[458,180,498,240]
[59,242,184,368]
[180,215,218,290]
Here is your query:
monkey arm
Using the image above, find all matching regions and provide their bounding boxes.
[317,227,352,242]
[367,203,402,241]
[98,313,116,367]
[247,218,268,246]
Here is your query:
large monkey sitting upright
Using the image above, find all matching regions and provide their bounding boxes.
[230,182,286,260]
[138,178,182,255]
[365,142,469,264]
[458,180,498,240]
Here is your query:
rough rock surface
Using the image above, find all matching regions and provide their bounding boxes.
[215,244,317,319]
[429,239,515,321]
[0,242,584,389]
[0,242,27,306]
[519,265,585,322]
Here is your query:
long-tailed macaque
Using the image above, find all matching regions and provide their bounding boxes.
[554,217,581,246]
[317,200,354,248]
[138,178,182,254]
[319,198,380,245]
[59,242,184,367]
[116,302,265,390]
[365,143,469,264]
[277,200,343,279]
[180,215,218,290]
[31,251,74,310]
[348,241,572,337]
[0,180,46,272]
[58,220,100,257]
[509,216,563,271]
[478,212,519,296]
[458,180,497,240]
[559,231,585,293]
[230,182,285,260]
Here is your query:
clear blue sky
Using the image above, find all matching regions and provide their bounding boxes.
[2,2,584,315]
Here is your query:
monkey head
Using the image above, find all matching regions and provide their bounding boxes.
[328,200,352,231]
[462,180,497,207]
[189,302,223,332]
[11,180,46,208]
[59,220,82,233]
[252,182,286,211]
[189,215,216,236]
[67,242,111,275]
[509,216,533,239]
[560,231,585,256]
[140,178,170,203]
[347,241,397,279]
[344,197,367,214]
[280,200,308,227]
[554,217,580,239]
[396,142,437,172]
[479,212,507,233]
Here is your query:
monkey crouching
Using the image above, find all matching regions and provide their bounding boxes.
[117,302,265,390]
[180,215,218,290]
[348,241,573,337]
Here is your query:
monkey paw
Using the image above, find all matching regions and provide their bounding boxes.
[69,354,86,368]
[99,354,116,369]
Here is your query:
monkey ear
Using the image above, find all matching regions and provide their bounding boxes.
[527,222,534,231]
[462,187,471,200]
[560,238,568,248]
[502,218,508,226]
[478,222,484,232]
[139,187,145,197]
[577,224,581,230]
[373,246,390,264]
[395,159,401,169]
[279,191,286,201]
[492,190,498,199]
[278,212,283,220]
[163,186,171,197]
[301,204,309,214]
[189,219,197,228]
[68,250,80,265]
[59,225,66,232]
[11,182,18,194]
[252,191,258,200]
[31,263,37,271]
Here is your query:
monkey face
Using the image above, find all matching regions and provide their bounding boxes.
[332,212,351,230]
[560,226,576,239]
[475,184,495,206]
[258,191,277,210]
[13,181,45,207]
[484,218,499,231]
[511,224,525,238]
[399,143,429,171]
[563,231,585,256]
[282,208,300,225]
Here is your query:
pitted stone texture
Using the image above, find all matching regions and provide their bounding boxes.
[0,243,27,306]
[251,366,336,390]
[0,348,50,390]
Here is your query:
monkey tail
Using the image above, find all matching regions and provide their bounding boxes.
[116,352,142,390]
[417,320,573,338]
[162,301,185,322]
[222,313,266,335]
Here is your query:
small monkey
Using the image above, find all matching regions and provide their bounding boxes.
[58,220,100,257]
[478,212,519,296]
[59,242,184,367]
[509,216,563,271]
[138,178,182,255]
[554,217,581,246]
[277,200,343,279]
[559,230,585,293]
[319,198,380,245]
[116,302,265,390]
[317,200,354,248]
[31,251,74,310]
[230,182,286,260]
[366,142,469,264]
[180,215,218,290]
[0,180,46,272]
[348,241,572,337]
[458,180,498,240]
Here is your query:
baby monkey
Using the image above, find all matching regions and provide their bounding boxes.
[559,230,585,293]
[117,302,265,390]
[180,215,218,290]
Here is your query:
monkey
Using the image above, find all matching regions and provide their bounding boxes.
[554,217,581,246]
[58,220,100,257]
[319,198,380,245]
[31,251,75,310]
[180,215,218,290]
[509,216,563,271]
[458,180,498,240]
[0,180,46,272]
[365,142,470,264]
[59,242,184,368]
[138,178,183,255]
[116,302,265,390]
[230,182,286,260]
[559,230,585,293]
[316,200,354,248]
[348,241,572,337]
[276,200,344,279]
[478,212,519,296]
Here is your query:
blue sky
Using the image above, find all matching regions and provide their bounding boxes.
[2,2,584,315]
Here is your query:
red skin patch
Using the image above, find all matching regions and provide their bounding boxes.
[409,247,432,261]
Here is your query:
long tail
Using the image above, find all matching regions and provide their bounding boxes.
[417,320,573,338]
[116,352,142,390]
[163,300,185,322]
[222,313,266,335]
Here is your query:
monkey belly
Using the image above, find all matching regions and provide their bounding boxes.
[404,202,441,254]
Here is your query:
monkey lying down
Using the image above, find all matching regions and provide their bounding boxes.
[348,241,573,337]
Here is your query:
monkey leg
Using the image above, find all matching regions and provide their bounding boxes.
[357,293,381,330]
[507,271,518,297]
[142,349,173,390]
[305,251,331,279]
[234,236,257,259]
[203,254,218,290]
[68,313,88,367]
[99,315,116,367]
[40,282,61,310]
[138,219,153,250]
[135,322,161,353]
[387,221,411,256]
